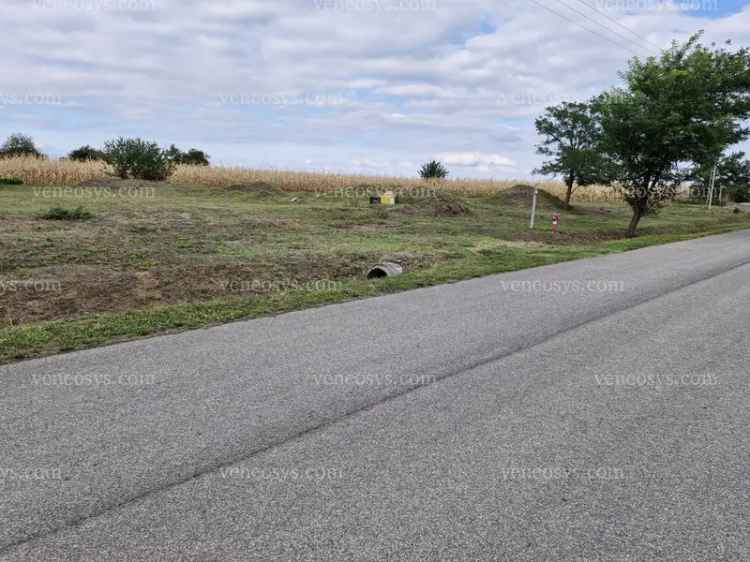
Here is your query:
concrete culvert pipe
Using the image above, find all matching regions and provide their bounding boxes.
[367,262,404,279]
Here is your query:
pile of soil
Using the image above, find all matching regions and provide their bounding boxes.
[494,185,566,209]
[430,191,470,216]
[395,190,471,217]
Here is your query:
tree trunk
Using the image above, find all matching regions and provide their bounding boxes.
[564,172,575,209]
[626,206,643,238]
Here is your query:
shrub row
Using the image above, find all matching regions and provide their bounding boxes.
[0,134,210,181]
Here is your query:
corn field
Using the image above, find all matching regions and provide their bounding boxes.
[171,165,624,201]
[0,156,111,186]
[0,157,624,202]
[171,164,521,193]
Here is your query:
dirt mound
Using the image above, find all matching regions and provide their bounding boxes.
[494,185,566,209]
[225,181,282,196]
[395,190,470,217]
[431,192,470,216]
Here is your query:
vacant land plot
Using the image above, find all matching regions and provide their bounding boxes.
[1,179,748,363]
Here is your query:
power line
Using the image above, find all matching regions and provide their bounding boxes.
[526,0,646,57]
[570,0,664,52]
[553,0,656,56]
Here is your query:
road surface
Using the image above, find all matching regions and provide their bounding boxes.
[2,230,750,561]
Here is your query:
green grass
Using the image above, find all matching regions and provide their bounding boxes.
[39,206,94,221]
[1,180,748,364]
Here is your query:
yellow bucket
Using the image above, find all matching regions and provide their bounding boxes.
[380,191,395,206]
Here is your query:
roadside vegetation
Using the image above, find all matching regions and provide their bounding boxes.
[1,179,748,364]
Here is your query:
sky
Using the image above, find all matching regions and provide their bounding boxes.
[2,0,750,179]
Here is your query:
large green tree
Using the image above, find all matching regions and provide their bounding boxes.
[534,101,603,208]
[594,34,750,237]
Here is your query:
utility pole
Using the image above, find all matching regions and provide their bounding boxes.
[707,163,718,210]
[530,187,539,229]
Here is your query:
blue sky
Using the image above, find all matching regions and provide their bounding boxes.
[2,0,750,179]
[698,0,746,17]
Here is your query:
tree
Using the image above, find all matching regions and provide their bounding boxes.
[534,102,603,208]
[103,138,173,181]
[181,148,210,166]
[164,145,210,166]
[69,145,107,162]
[690,152,750,203]
[0,134,44,158]
[719,153,750,203]
[594,34,750,237]
[419,160,448,180]
[164,144,183,165]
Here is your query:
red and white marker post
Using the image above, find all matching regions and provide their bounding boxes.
[552,213,561,237]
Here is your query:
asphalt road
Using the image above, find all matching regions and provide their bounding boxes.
[2,230,750,561]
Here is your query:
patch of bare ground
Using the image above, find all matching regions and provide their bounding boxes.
[0,251,386,326]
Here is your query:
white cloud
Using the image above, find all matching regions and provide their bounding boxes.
[439,152,515,168]
[376,84,453,97]
[0,0,749,178]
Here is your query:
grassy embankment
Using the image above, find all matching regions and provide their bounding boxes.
[1,173,747,364]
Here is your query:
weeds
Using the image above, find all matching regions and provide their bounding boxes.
[40,206,94,221]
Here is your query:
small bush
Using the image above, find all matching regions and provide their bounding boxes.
[69,145,107,162]
[0,177,23,185]
[104,138,173,181]
[419,160,449,180]
[40,206,93,221]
